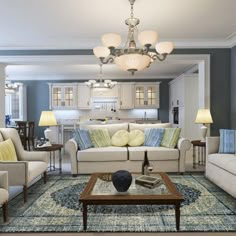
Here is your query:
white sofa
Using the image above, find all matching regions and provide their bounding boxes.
[206,137,236,198]
[65,123,191,175]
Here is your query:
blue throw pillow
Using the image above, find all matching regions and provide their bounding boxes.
[219,129,235,153]
[144,128,164,147]
[73,129,93,150]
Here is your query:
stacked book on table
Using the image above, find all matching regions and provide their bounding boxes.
[135,175,162,189]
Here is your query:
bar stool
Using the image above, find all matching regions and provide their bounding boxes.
[27,121,35,151]
[15,121,27,150]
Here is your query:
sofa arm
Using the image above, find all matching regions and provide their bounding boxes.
[0,171,8,190]
[0,161,28,185]
[65,138,78,175]
[206,137,220,155]
[20,150,49,163]
[177,138,191,173]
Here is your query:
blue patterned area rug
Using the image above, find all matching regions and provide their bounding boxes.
[0,174,235,233]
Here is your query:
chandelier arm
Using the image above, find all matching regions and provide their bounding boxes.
[150,53,168,62]
[99,56,114,64]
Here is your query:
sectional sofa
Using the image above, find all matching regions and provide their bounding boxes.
[206,137,236,198]
[65,122,191,175]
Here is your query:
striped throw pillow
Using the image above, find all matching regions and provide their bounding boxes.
[73,129,93,150]
[161,128,181,148]
[219,129,236,153]
[144,128,164,147]
[89,128,111,148]
[0,139,17,161]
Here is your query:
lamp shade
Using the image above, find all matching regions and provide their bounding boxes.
[138,30,158,46]
[195,109,213,124]
[114,54,151,72]
[155,42,174,55]
[102,33,122,48]
[93,46,110,58]
[38,111,57,126]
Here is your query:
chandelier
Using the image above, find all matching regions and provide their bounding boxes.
[93,0,174,75]
[85,64,117,89]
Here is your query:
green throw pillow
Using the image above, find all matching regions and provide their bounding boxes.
[161,128,181,148]
[111,130,129,147]
[89,128,111,148]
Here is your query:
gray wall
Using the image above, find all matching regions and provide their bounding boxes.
[231,46,236,129]
[2,48,231,136]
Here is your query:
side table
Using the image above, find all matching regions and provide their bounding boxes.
[35,144,63,174]
[191,140,206,169]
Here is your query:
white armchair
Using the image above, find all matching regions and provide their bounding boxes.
[0,128,48,203]
[0,171,9,222]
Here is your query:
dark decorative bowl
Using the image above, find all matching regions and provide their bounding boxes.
[112,170,132,192]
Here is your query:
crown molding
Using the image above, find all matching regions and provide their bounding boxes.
[0,36,235,51]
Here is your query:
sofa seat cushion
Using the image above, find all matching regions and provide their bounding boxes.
[77,147,128,162]
[0,188,9,205]
[28,161,48,183]
[208,153,236,175]
[128,146,179,161]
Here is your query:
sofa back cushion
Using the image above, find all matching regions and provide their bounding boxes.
[0,138,17,161]
[81,123,129,137]
[219,129,236,153]
[161,128,181,148]
[0,132,3,142]
[111,130,129,147]
[128,130,145,146]
[129,123,172,132]
[89,128,111,147]
[73,129,93,150]
[144,128,164,147]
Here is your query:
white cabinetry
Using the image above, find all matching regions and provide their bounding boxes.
[77,84,91,109]
[119,83,134,109]
[169,75,199,140]
[91,85,118,98]
[134,83,160,109]
[169,79,184,107]
[49,83,77,109]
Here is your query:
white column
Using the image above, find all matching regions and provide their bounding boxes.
[0,64,6,128]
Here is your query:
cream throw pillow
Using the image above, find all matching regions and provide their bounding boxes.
[0,139,17,161]
[128,130,145,146]
[111,130,129,147]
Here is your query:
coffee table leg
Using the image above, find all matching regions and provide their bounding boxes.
[175,203,180,231]
[83,203,87,230]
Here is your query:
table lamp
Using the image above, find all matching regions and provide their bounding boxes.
[38,111,57,143]
[195,109,213,142]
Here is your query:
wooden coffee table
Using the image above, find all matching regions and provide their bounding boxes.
[80,172,183,231]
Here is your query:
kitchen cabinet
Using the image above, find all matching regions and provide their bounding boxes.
[169,78,185,107]
[134,83,160,108]
[119,83,134,109]
[49,83,77,109]
[77,84,91,109]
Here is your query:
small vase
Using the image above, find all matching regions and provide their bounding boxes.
[112,170,132,192]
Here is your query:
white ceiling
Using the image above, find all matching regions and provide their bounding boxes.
[1,0,236,80]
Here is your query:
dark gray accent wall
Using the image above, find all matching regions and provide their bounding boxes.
[4,48,231,136]
[174,49,231,136]
[231,46,236,129]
